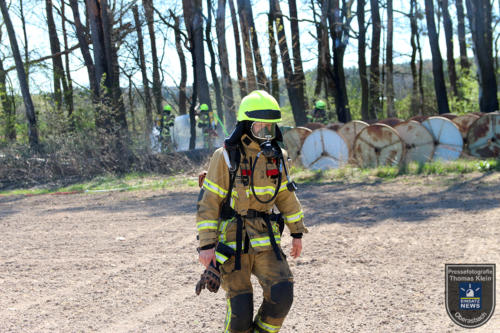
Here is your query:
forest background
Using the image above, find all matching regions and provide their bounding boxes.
[0,0,499,188]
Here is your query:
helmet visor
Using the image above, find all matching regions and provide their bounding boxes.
[251,122,276,140]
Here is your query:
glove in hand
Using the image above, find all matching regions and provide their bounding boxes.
[195,265,220,295]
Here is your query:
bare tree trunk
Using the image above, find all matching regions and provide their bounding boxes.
[191,0,211,108]
[19,0,29,85]
[386,0,395,117]
[0,0,38,148]
[369,0,381,120]
[60,0,75,130]
[357,0,369,119]
[69,0,97,96]
[206,0,224,124]
[143,0,163,118]
[495,32,500,75]
[465,0,499,112]
[312,0,323,99]
[228,0,246,98]
[87,0,131,169]
[245,1,267,90]
[237,0,257,91]
[216,0,236,131]
[184,0,197,150]
[127,74,137,133]
[46,0,70,118]
[268,11,279,100]
[313,4,323,98]
[409,0,420,116]
[188,62,198,150]
[319,0,335,108]
[289,0,307,109]
[425,0,450,114]
[184,0,212,148]
[417,19,425,115]
[0,30,16,141]
[456,0,470,70]
[326,0,353,123]
[132,5,153,138]
[439,0,459,97]
[86,0,128,132]
[173,14,188,115]
[270,0,308,125]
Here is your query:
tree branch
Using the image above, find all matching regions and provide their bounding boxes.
[5,43,81,73]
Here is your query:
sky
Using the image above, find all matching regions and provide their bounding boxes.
[1,0,498,95]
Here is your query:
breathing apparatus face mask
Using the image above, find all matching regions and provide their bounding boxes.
[250,122,276,141]
[250,122,281,158]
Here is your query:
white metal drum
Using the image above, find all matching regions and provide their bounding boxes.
[421,116,463,161]
[394,120,434,163]
[300,128,349,170]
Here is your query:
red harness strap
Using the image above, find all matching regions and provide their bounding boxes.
[266,169,279,177]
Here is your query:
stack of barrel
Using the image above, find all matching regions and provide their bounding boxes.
[282,112,500,170]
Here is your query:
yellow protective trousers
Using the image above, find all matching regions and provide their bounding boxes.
[220,247,293,333]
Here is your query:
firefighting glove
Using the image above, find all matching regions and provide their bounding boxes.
[195,265,220,295]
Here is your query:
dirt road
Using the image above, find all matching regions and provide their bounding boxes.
[1,173,499,332]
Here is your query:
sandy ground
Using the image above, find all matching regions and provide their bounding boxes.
[0,172,499,333]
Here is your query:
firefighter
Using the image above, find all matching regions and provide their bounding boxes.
[308,100,328,124]
[198,103,217,148]
[158,104,175,151]
[197,103,212,129]
[196,90,307,332]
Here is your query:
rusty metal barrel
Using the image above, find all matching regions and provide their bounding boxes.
[338,120,369,160]
[467,113,500,158]
[283,127,312,163]
[353,124,405,168]
[394,120,434,163]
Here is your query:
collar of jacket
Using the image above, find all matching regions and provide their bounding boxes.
[240,134,261,153]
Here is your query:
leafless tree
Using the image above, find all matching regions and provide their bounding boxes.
[0,0,39,148]
[268,10,279,101]
[183,0,211,149]
[237,0,257,91]
[60,0,75,129]
[269,0,308,125]
[439,0,458,97]
[216,0,237,130]
[132,4,153,137]
[424,0,450,114]
[356,0,369,120]
[206,0,224,124]
[386,0,395,117]
[46,0,71,120]
[369,0,381,119]
[465,0,499,112]
[228,0,246,98]
[143,0,163,118]
[0,27,16,141]
[455,0,470,70]
[172,13,188,116]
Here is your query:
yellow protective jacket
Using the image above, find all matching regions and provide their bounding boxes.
[196,135,307,259]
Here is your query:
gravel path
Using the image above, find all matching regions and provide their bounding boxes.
[1,173,499,332]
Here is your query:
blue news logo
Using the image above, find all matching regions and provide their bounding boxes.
[459,282,482,310]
